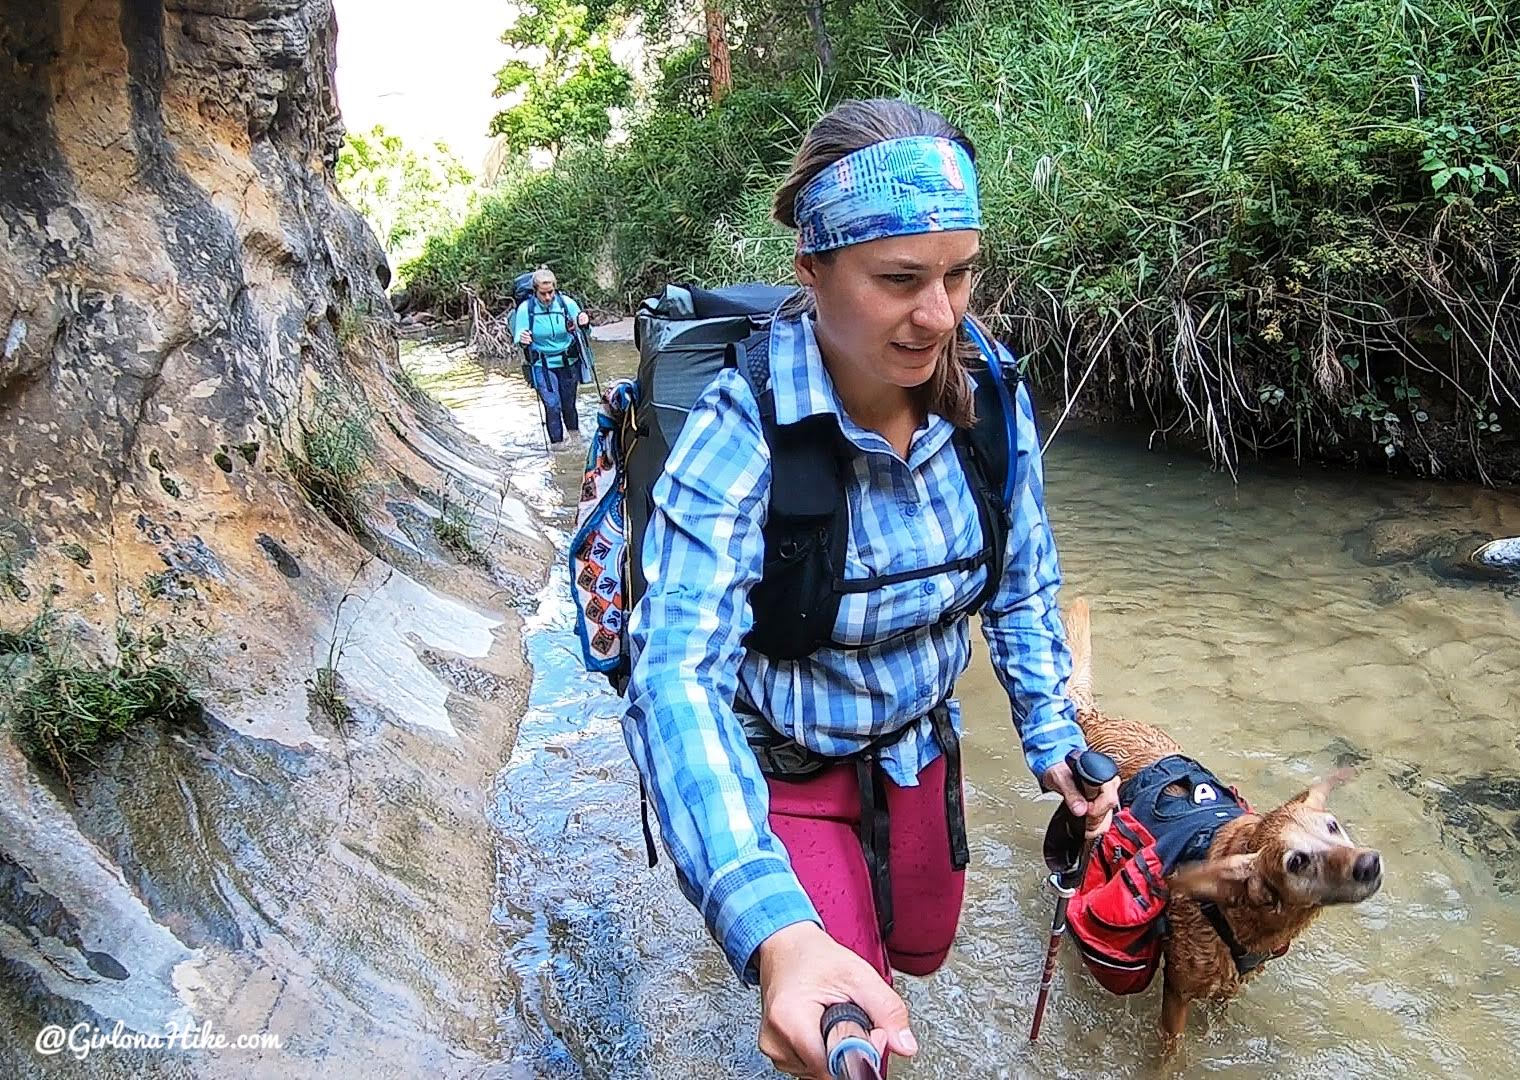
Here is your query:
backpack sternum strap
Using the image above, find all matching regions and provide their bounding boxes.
[744,412,852,661]
[730,324,1015,662]
[949,426,1005,614]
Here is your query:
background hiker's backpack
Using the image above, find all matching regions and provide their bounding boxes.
[624,283,797,619]
[512,270,536,307]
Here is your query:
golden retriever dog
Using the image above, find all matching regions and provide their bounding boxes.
[1063,598,1384,1051]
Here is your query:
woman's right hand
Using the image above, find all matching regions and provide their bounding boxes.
[755,921,917,1078]
[1040,759,1120,840]
[518,329,533,345]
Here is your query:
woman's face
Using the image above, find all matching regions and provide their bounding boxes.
[535,280,558,303]
[796,229,980,390]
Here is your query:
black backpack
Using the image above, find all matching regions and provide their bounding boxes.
[621,282,1014,680]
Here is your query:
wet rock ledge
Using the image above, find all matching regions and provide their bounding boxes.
[1,3,549,1076]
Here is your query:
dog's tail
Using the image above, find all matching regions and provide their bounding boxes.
[1063,596,1095,714]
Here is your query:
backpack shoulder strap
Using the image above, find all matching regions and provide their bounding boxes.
[965,332,1016,512]
[959,332,1018,613]
[729,327,853,659]
[730,328,846,519]
[730,328,773,405]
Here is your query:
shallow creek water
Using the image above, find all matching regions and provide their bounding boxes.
[402,334,1520,1079]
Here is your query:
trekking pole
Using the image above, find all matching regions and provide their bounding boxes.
[1029,748,1118,1042]
[820,1002,883,1080]
[524,349,550,452]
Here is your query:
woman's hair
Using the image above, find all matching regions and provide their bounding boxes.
[531,266,557,290]
[773,99,984,428]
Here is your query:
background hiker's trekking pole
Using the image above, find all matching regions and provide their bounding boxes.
[523,350,550,451]
[1029,748,1118,1042]
[821,1001,883,1080]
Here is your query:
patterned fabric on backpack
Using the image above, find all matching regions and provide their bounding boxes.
[569,380,637,677]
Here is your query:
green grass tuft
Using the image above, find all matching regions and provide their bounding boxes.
[288,385,378,536]
[2,618,201,789]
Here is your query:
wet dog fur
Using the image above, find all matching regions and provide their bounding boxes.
[1063,598,1384,1052]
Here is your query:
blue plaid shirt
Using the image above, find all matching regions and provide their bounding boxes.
[620,312,1085,983]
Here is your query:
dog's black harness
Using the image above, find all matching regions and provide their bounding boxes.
[1197,898,1289,976]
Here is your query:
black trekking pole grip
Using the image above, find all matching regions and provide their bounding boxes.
[1066,748,1117,800]
[820,1001,882,1080]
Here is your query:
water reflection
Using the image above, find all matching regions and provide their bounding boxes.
[403,333,1520,1077]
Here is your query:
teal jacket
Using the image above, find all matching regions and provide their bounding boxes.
[512,294,583,367]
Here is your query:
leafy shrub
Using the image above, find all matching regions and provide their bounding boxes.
[406,0,1518,475]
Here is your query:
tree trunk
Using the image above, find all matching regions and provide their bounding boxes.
[805,0,834,70]
[705,2,732,103]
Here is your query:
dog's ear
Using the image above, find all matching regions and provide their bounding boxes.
[1169,852,1267,906]
[1289,767,1355,812]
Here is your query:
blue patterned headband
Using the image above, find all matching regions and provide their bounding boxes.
[794,135,982,255]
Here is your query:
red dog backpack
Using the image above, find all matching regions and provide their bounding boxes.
[1066,756,1251,995]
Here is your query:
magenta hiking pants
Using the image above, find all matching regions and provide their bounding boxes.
[766,752,966,981]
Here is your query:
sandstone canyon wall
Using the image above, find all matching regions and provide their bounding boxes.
[0,4,544,1076]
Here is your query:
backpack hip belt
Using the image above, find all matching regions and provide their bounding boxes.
[735,698,970,941]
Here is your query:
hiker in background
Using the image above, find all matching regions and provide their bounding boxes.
[515,266,591,445]
[621,98,1119,1078]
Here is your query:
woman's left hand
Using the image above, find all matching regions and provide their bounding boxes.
[577,311,590,327]
[1040,760,1120,839]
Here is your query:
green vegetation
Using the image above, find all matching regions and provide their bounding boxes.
[0,609,49,658]
[336,125,477,266]
[394,362,433,407]
[309,560,387,727]
[490,0,633,156]
[310,664,350,724]
[429,484,491,567]
[0,548,28,601]
[403,81,814,308]
[58,542,91,568]
[288,384,377,537]
[2,616,201,789]
[334,298,388,355]
[402,0,1517,477]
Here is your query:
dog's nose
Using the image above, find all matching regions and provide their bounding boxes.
[1353,851,1382,883]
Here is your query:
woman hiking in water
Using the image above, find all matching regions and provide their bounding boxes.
[620,98,1119,1077]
